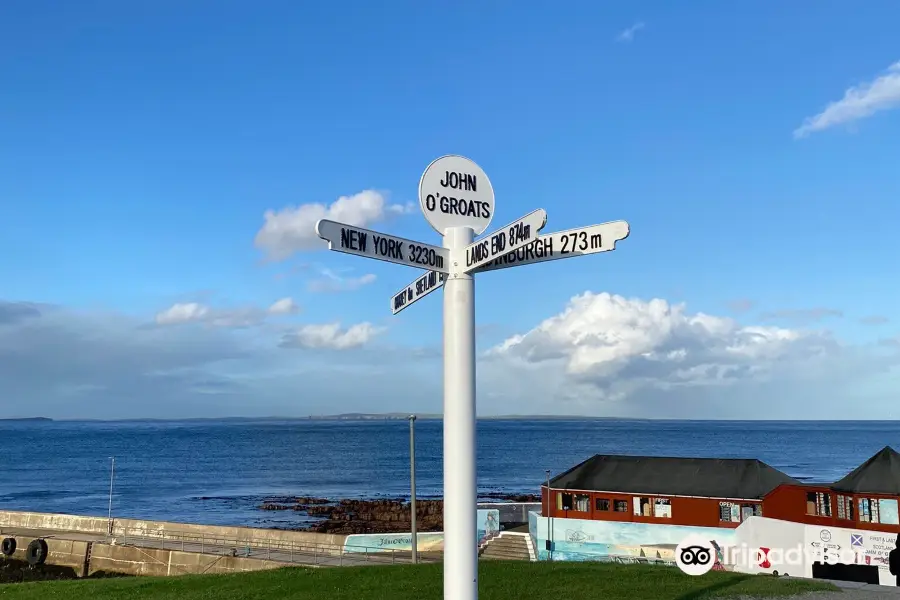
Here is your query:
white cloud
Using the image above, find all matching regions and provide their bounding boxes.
[0,301,430,419]
[483,292,899,417]
[268,297,300,315]
[2,297,899,419]
[155,298,300,327]
[794,60,900,138]
[281,322,384,350]
[616,22,645,42]
[307,268,377,293]
[155,302,210,325]
[254,190,413,260]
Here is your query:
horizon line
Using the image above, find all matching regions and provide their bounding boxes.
[2,415,900,423]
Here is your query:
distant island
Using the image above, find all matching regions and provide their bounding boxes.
[305,413,633,421]
[0,414,631,422]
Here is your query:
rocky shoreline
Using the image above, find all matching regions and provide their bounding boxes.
[258,493,540,535]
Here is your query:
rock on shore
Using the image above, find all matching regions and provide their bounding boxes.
[258,493,539,535]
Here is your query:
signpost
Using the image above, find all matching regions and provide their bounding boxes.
[474,220,630,273]
[315,155,630,600]
[461,209,547,273]
[392,270,446,315]
[419,155,495,236]
[316,220,450,273]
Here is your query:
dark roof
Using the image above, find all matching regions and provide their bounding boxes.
[549,454,801,500]
[831,446,900,495]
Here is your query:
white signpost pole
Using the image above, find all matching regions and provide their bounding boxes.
[418,155,494,600]
[442,225,477,600]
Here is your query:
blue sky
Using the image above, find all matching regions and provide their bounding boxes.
[1,1,899,419]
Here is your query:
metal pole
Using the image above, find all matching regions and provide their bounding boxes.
[442,226,477,600]
[545,470,551,561]
[107,457,115,535]
[409,414,418,564]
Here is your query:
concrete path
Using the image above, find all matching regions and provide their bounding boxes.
[733,578,900,600]
[0,525,441,568]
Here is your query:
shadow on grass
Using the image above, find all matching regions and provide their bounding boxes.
[0,559,132,584]
[673,574,747,600]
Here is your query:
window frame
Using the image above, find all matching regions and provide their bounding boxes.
[572,493,590,513]
[653,497,672,518]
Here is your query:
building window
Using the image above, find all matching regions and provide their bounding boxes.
[573,494,590,512]
[837,495,854,520]
[596,498,610,511]
[653,498,672,518]
[720,502,739,522]
[613,500,628,512]
[740,504,762,520]
[558,493,573,511]
[859,498,880,523]
[806,492,831,516]
[636,497,652,517]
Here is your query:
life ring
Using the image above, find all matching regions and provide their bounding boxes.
[0,537,15,556]
[25,539,48,566]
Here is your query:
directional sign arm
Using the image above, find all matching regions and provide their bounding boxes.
[316,219,450,273]
[460,209,547,273]
[473,220,629,273]
[391,270,446,315]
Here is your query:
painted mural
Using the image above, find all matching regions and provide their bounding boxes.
[343,509,500,553]
[528,511,737,564]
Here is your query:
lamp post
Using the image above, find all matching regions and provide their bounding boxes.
[545,469,552,561]
[409,415,418,564]
[107,457,115,536]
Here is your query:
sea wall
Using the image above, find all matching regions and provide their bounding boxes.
[0,533,290,577]
[0,509,346,555]
[88,543,285,577]
[7,536,90,575]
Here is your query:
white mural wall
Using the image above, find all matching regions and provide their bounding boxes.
[733,516,898,586]
[528,512,737,564]
[528,512,900,587]
[343,509,500,553]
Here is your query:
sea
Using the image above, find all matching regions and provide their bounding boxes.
[1,419,898,530]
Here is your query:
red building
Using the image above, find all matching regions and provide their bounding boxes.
[541,446,900,532]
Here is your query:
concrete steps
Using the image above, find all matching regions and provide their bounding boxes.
[478,532,533,561]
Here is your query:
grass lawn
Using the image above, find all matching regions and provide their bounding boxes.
[0,562,838,600]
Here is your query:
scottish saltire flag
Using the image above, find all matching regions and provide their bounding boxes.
[851,534,864,547]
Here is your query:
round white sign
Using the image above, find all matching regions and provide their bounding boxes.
[418,155,494,236]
